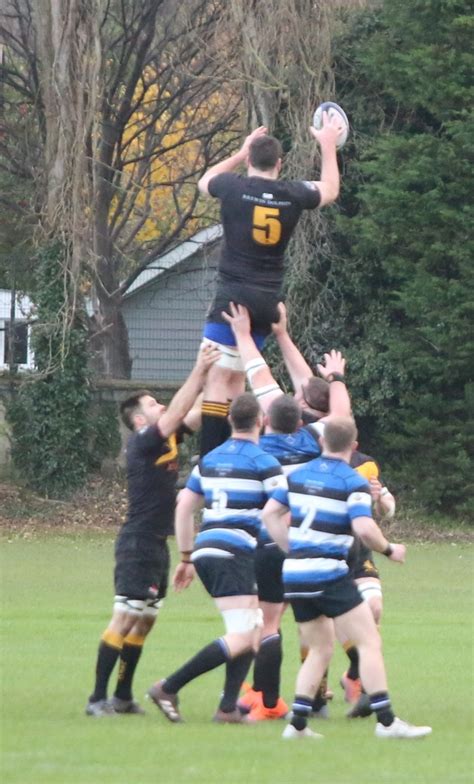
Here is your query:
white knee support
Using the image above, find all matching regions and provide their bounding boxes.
[113,595,146,615]
[221,607,264,634]
[357,581,383,603]
[201,339,244,372]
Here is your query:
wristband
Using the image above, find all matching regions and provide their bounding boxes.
[181,559,192,565]
[326,372,345,384]
[382,543,393,557]
[380,487,390,497]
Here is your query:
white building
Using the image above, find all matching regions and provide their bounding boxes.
[0,289,35,371]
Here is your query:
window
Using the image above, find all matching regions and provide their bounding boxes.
[3,321,29,366]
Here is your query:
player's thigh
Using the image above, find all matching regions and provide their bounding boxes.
[298,615,335,651]
[334,600,380,649]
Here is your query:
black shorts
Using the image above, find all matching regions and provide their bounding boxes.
[193,551,258,598]
[207,281,281,336]
[348,539,380,581]
[290,576,363,623]
[255,545,285,604]
[114,534,170,601]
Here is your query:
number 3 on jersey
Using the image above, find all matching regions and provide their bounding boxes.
[252,205,281,246]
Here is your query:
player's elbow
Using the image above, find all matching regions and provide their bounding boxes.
[197,176,210,196]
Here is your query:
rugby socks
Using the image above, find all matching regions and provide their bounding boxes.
[253,633,282,709]
[90,629,124,702]
[290,696,313,731]
[369,691,395,726]
[114,633,145,701]
[344,642,360,681]
[199,402,230,457]
[163,638,229,694]
[312,669,329,713]
[219,651,254,713]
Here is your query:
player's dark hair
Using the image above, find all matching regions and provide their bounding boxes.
[323,416,357,453]
[249,135,282,171]
[302,377,329,413]
[229,392,261,432]
[120,390,153,431]
[268,395,301,434]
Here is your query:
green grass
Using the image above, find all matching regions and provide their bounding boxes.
[1,534,473,784]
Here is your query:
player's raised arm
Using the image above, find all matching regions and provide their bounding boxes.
[317,350,351,418]
[308,111,341,207]
[271,303,313,394]
[159,344,220,438]
[198,126,268,196]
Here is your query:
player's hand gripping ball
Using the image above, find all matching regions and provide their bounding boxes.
[313,102,349,149]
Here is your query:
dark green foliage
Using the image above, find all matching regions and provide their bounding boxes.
[6,245,119,497]
[285,1,474,516]
[87,401,122,472]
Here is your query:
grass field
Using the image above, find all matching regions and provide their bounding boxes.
[1,533,472,784]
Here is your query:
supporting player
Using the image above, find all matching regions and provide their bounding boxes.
[222,302,350,720]
[340,449,396,717]
[147,393,287,724]
[85,344,220,717]
[197,112,342,455]
[262,416,432,740]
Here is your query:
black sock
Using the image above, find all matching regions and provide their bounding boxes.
[345,644,360,681]
[312,668,329,711]
[369,691,395,726]
[253,633,282,708]
[89,633,123,702]
[114,638,144,701]
[219,651,254,713]
[200,402,230,457]
[164,639,229,694]
[290,695,313,731]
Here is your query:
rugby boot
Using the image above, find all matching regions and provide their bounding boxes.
[147,679,183,723]
[247,696,289,721]
[212,708,249,724]
[375,717,432,739]
[85,699,117,717]
[346,692,372,719]
[340,671,362,704]
[282,724,323,740]
[110,696,146,715]
[237,683,262,714]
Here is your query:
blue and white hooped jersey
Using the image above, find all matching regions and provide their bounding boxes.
[258,425,322,545]
[260,424,322,475]
[271,456,372,596]
[187,438,286,560]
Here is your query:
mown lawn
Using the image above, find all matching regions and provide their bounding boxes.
[1,533,472,784]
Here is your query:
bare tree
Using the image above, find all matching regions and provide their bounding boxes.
[213,0,369,369]
[1,0,242,377]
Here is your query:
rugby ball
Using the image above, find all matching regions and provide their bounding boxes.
[312,101,349,149]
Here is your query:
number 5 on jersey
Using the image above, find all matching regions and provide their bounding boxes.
[252,205,281,246]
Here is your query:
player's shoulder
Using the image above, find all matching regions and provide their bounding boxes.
[208,171,242,197]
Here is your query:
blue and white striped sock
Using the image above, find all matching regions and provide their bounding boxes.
[291,695,313,731]
[369,691,395,726]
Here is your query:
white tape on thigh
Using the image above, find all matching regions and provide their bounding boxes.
[254,383,282,401]
[201,338,244,372]
[221,607,264,634]
[143,598,164,618]
[357,582,383,603]
[113,595,146,615]
[244,358,268,384]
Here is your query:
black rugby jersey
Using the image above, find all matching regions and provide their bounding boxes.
[209,173,320,290]
[121,424,190,538]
